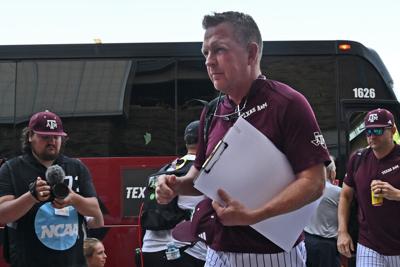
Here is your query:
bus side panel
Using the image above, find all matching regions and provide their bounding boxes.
[0,226,142,267]
[81,157,175,267]
[98,226,140,267]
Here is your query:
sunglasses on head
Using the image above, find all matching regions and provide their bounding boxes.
[365,127,391,136]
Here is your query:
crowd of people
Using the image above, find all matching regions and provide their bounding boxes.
[0,10,400,267]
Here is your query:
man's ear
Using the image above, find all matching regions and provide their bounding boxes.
[391,126,397,134]
[247,42,259,65]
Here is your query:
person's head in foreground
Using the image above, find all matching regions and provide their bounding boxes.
[83,238,107,267]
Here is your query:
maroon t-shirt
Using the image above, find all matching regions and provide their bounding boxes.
[344,145,400,255]
[194,77,330,253]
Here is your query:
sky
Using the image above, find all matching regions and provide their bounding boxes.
[1,0,399,97]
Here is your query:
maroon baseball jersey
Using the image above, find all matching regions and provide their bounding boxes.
[344,145,400,255]
[193,77,330,253]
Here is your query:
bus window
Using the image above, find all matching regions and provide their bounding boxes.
[177,59,216,155]
[0,62,15,124]
[14,60,131,123]
[261,55,338,155]
[127,59,177,156]
[340,56,393,100]
[0,62,17,157]
[348,111,369,155]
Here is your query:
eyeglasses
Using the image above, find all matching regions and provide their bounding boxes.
[365,127,391,136]
[213,97,248,121]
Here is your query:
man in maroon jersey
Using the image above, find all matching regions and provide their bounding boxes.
[156,11,330,267]
[338,108,400,267]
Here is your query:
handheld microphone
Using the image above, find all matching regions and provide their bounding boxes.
[45,165,69,199]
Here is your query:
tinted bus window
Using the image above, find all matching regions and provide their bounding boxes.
[65,59,216,158]
[0,62,17,157]
[15,60,130,123]
[0,58,216,158]
[0,62,15,124]
[261,55,337,153]
[340,56,393,100]
[177,59,216,155]
[128,59,176,156]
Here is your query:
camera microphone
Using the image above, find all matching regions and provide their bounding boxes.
[45,165,69,199]
[46,165,65,185]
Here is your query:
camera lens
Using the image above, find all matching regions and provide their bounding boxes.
[52,183,69,199]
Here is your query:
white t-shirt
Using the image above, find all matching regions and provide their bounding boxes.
[304,181,341,238]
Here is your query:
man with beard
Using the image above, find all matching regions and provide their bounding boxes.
[0,110,103,267]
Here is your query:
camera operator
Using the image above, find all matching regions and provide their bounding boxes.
[0,110,103,267]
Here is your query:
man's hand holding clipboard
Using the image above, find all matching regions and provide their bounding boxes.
[193,117,322,252]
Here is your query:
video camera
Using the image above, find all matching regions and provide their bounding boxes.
[45,164,69,199]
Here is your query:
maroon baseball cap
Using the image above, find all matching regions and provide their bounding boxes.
[172,198,219,244]
[364,108,395,129]
[28,110,67,136]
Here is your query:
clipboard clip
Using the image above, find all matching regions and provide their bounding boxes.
[201,140,229,174]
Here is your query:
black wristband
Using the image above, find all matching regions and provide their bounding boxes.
[29,180,40,202]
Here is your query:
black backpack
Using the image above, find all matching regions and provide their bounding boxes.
[140,157,193,231]
[139,94,222,232]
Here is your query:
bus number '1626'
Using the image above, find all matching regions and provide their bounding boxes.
[353,88,376,98]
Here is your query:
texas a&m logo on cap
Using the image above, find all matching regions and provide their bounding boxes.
[364,108,394,129]
[28,110,67,136]
[367,113,379,123]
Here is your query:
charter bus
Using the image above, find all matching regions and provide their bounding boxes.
[0,40,398,266]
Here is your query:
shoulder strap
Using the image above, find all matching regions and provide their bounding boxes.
[4,160,18,194]
[174,157,194,175]
[352,147,368,173]
[149,163,173,177]
[350,147,369,198]
[204,95,225,146]
[0,157,6,167]
[159,162,173,172]
[347,147,368,244]
[149,158,194,178]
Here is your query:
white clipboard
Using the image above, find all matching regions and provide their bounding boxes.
[194,117,320,251]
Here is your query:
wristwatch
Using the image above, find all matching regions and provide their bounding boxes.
[29,180,40,202]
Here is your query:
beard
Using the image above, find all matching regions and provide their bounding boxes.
[31,145,60,161]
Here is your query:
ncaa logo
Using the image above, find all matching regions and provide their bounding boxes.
[34,203,79,250]
[368,114,379,123]
[46,119,58,130]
